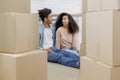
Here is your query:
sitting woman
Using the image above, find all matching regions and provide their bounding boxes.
[38,8,80,68]
[55,12,80,59]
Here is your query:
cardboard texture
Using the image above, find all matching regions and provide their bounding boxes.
[0,50,47,80]
[82,0,101,13]
[86,10,120,66]
[102,0,120,11]
[0,13,39,53]
[0,0,30,13]
[80,14,86,56]
[80,43,86,56]
[82,0,120,13]
[80,57,120,80]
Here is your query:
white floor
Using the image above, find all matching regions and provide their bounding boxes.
[48,62,80,80]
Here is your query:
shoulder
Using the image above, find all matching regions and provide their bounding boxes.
[39,22,44,34]
[50,24,55,30]
[57,27,63,32]
[56,27,63,35]
[39,22,44,29]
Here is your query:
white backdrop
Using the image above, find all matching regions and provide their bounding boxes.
[31,0,82,44]
[31,0,82,14]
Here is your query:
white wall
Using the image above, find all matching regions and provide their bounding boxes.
[31,0,82,44]
[31,0,82,14]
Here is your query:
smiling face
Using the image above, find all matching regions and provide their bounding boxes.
[62,15,69,27]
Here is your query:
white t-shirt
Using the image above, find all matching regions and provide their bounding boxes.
[43,28,53,49]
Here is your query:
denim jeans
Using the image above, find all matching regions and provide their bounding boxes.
[64,47,79,56]
[48,47,80,68]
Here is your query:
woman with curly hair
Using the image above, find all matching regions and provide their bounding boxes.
[38,9,80,68]
[55,13,80,55]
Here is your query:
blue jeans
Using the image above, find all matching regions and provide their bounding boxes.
[48,47,80,68]
[64,47,79,56]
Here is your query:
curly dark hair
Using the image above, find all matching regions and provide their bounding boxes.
[55,13,79,34]
[38,8,52,22]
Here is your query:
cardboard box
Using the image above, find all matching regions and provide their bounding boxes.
[0,50,47,80]
[0,13,39,53]
[80,57,120,80]
[80,14,86,56]
[80,43,86,56]
[0,54,2,78]
[82,0,120,12]
[82,0,101,13]
[0,0,30,13]
[102,0,120,11]
[86,10,120,66]
[82,14,86,43]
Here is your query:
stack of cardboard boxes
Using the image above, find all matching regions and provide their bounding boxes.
[81,0,120,80]
[0,1,47,80]
[80,13,86,56]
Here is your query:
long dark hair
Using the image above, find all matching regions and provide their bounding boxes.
[55,13,79,34]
